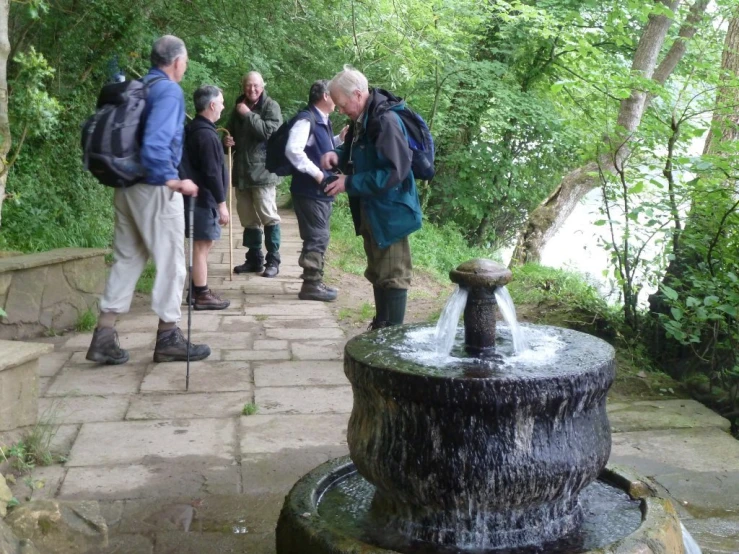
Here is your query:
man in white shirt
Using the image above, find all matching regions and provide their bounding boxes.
[286,80,346,302]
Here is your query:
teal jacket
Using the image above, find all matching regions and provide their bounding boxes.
[336,89,422,249]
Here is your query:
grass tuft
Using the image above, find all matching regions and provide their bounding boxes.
[75,309,97,332]
[242,402,259,416]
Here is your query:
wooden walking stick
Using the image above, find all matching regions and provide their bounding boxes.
[218,128,234,281]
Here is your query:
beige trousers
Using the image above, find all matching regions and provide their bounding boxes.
[235,186,281,228]
[100,184,186,323]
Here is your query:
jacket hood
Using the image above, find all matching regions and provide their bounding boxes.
[367,88,405,117]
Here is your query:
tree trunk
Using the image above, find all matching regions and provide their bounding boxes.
[0,0,10,228]
[649,13,739,314]
[510,0,709,267]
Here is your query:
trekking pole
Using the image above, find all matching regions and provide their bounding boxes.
[186,195,195,391]
[218,128,234,281]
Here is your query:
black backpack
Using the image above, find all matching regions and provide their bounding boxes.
[81,76,165,187]
[265,110,316,177]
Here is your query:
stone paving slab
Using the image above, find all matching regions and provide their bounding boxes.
[188,331,252,349]
[153,530,273,554]
[265,327,344,340]
[252,339,288,350]
[8,465,67,502]
[291,339,343,360]
[37,350,72,377]
[608,399,731,432]
[127,392,251,420]
[242,448,348,497]
[66,419,236,466]
[87,534,154,554]
[241,414,348,454]
[653,470,739,519]
[243,303,332,317]
[223,349,291,362]
[610,427,739,474]
[140,361,252,393]
[60,462,240,500]
[262,317,340,329]
[255,386,353,414]
[39,395,130,424]
[253,361,346,387]
[46,363,146,396]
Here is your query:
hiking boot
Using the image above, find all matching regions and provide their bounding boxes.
[234,259,264,274]
[262,260,280,278]
[299,281,337,302]
[193,289,230,310]
[153,327,211,363]
[367,317,393,332]
[85,327,130,365]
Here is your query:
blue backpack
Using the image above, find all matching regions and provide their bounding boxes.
[394,106,435,181]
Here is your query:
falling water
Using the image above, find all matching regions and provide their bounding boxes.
[681,523,702,554]
[435,286,468,356]
[495,286,529,354]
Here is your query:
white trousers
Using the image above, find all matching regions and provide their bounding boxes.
[100,184,186,323]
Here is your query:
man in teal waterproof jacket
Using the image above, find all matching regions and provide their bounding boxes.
[321,65,422,329]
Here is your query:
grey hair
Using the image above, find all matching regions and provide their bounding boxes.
[193,85,222,113]
[329,65,368,96]
[241,71,265,89]
[308,80,330,105]
[150,35,187,68]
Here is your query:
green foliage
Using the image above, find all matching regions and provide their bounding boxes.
[136,262,156,294]
[338,302,375,324]
[242,402,259,416]
[75,309,97,332]
[508,263,619,336]
[0,405,63,474]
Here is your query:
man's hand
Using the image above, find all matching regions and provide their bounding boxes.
[166,179,199,197]
[218,202,230,226]
[324,174,346,197]
[224,135,235,148]
[339,125,349,143]
[321,152,339,170]
[236,102,250,116]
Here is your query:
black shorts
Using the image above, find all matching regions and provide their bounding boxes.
[185,205,222,241]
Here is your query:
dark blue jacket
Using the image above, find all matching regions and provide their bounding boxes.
[140,68,185,185]
[290,105,335,202]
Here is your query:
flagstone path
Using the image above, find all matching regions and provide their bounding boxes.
[3,210,738,553]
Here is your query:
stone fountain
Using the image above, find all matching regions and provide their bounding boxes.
[275,260,686,553]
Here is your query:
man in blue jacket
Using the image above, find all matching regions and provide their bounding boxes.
[321,66,422,329]
[86,35,211,364]
[285,80,343,302]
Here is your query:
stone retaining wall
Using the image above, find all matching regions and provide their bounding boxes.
[0,248,108,339]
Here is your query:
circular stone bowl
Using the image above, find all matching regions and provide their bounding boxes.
[275,457,686,554]
[339,324,615,549]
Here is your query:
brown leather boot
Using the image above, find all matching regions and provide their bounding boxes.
[193,289,230,311]
[85,327,129,365]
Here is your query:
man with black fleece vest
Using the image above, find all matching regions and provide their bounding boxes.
[285,80,347,302]
[182,85,230,310]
